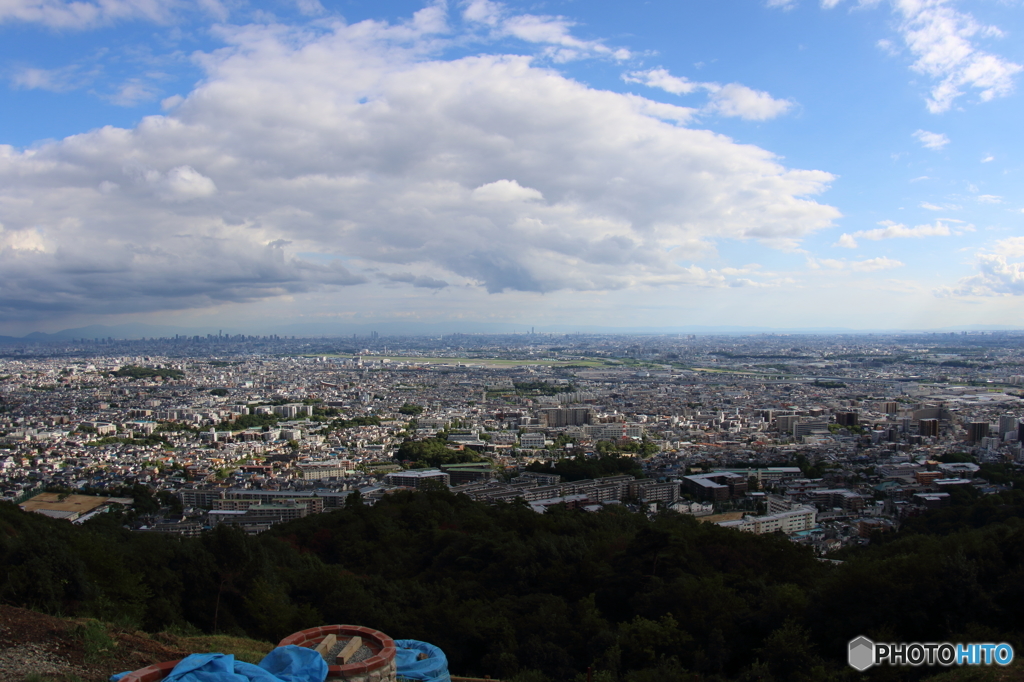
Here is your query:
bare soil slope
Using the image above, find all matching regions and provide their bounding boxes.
[0,605,272,682]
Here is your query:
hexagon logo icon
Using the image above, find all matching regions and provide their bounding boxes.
[848,636,875,671]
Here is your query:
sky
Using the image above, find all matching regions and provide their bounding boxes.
[0,0,1022,336]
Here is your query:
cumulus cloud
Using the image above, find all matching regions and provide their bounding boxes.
[0,234,364,318]
[913,129,949,149]
[156,165,218,201]
[831,218,958,246]
[704,83,793,120]
[833,233,859,248]
[623,68,794,121]
[791,0,1021,112]
[894,0,1022,113]
[942,237,1024,297]
[0,8,839,319]
[946,257,1024,296]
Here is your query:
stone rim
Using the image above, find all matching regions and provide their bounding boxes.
[277,624,397,677]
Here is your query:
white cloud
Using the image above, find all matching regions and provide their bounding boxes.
[920,201,960,211]
[913,129,949,149]
[943,237,1024,297]
[977,194,1002,204]
[895,0,1022,113]
[993,237,1024,259]
[463,0,502,27]
[834,233,858,248]
[836,219,956,247]
[294,0,325,17]
[624,68,699,95]
[861,219,951,240]
[851,256,903,272]
[981,154,994,163]
[705,83,794,120]
[808,255,903,271]
[108,78,162,106]
[946,255,1024,296]
[626,96,697,125]
[0,0,181,29]
[785,0,1022,112]
[464,0,630,62]
[11,65,84,92]
[0,9,839,320]
[623,68,793,121]
[472,179,543,202]
[158,165,217,201]
[0,224,50,253]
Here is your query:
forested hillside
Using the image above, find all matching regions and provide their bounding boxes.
[3,490,1024,681]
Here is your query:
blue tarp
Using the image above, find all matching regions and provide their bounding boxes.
[394,639,450,682]
[111,645,328,682]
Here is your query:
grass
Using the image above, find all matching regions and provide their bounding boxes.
[72,620,116,664]
[162,633,274,665]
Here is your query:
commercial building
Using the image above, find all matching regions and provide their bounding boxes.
[718,505,816,535]
[384,469,450,489]
[682,472,748,501]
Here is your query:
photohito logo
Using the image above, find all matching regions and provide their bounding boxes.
[848,637,1014,670]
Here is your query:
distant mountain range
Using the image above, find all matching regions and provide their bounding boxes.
[1,321,1023,344]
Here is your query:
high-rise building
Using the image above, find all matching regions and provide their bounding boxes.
[998,415,1019,438]
[539,407,593,427]
[836,411,859,427]
[967,422,990,443]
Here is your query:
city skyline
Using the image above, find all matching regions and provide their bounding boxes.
[1,0,1022,336]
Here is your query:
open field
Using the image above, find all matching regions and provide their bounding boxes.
[20,492,109,515]
[698,511,746,524]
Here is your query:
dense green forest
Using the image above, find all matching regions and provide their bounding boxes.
[525,454,644,481]
[3,489,1024,681]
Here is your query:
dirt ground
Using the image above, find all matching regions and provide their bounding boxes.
[0,604,189,682]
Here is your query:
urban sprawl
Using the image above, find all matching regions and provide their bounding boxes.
[3,330,1023,554]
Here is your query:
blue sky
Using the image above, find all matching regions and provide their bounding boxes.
[0,0,1021,335]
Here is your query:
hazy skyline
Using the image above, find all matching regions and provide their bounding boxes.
[1,0,1022,336]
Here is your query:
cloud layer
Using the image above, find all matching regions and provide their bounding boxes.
[0,5,840,320]
[946,238,1024,297]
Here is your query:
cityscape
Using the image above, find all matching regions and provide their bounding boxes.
[2,0,1024,679]
[5,330,1024,554]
